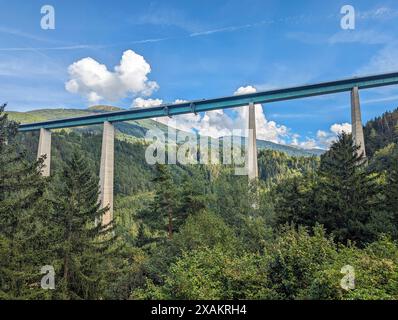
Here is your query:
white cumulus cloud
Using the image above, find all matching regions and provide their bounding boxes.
[330,123,352,135]
[132,97,163,108]
[299,139,318,150]
[132,97,202,133]
[65,50,158,104]
[232,86,289,142]
[309,123,352,149]
[132,86,289,144]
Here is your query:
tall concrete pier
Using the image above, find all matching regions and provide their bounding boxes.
[247,102,258,181]
[99,121,115,226]
[37,128,52,177]
[350,86,366,158]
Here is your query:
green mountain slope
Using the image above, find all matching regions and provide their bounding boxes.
[8,106,324,156]
[220,136,325,157]
[364,107,398,157]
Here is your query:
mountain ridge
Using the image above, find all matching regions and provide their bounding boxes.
[8,106,325,157]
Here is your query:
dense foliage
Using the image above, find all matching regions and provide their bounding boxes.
[364,108,398,157]
[1,104,398,300]
[274,132,390,245]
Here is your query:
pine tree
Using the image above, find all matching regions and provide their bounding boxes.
[0,103,45,234]
[175,166,210,229]
[135,222,150,247]
[142,164,178,239]
[313,133,383,245]
[48,150,113,299]
[386,155,398,228]
[274,174,316,227]
[0,103,48,299]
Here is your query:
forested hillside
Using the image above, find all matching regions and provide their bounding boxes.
[1,103,398,300]
[364,107,398,157]
[8,106,324,157]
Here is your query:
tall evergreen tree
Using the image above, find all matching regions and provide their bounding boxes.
[386,156,398,229]
[140,164,178,239]
[0,103,48,299]
[0,103,45,234]
[274,133,386,245]
[175,166,211,229]
[273,174,316,227]
[314,133,383,244]
[48,150,113,299]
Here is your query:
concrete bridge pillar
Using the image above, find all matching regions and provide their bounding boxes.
[99,121,114,226]
[350,86,366,158]
[248,102,258,181]
[37,128,51,177]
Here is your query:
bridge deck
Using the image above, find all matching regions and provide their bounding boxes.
[18,72,398,132]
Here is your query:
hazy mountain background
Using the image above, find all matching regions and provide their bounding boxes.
[8,105,325,157]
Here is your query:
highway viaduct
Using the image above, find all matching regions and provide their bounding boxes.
[18,72,398,225]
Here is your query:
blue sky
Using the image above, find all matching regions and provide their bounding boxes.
[1,0,398,148]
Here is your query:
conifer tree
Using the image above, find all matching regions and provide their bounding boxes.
[175,166,210,229]
[0,103,45,234]
[143,164,178,239]
[313,132,383,244]
[274,174,316,226]
[386,156,398,228]
[0,103,48,299]
[48,150,113,299]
